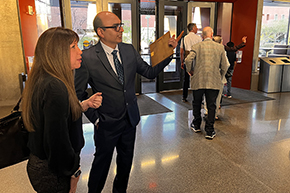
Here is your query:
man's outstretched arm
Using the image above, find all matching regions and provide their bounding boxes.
[224,36,247,52]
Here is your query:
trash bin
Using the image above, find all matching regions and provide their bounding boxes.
[281,59,290,92]
[258,57,286,93]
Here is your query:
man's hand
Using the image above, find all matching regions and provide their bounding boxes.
[181,62,184,70]
[168,31,184,49]
[168,35,178,49]
[242,36,247,43]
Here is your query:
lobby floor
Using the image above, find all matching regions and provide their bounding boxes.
[1,91,290,193]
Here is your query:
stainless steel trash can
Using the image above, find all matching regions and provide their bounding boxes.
[258,57,286,93]
[281,58,290,92]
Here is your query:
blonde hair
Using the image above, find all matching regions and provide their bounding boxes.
[22,27,82,132]
[213,35,223,44]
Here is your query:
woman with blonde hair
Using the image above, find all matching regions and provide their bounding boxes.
[22,27,102,193]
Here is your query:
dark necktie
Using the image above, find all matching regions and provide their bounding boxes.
[111,50,124,84]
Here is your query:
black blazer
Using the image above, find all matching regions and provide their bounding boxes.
[75,41,172,127]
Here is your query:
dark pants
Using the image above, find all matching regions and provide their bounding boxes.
[192,89,219,133]
[88,116,136,193]
[182,66,190,100]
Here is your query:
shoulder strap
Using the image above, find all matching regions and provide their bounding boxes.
[12,97,22,112]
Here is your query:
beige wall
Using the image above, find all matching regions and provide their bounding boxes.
[216,3,232,45]
[0,0,25,106]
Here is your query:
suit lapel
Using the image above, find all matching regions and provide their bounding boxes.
[95,42,121,84]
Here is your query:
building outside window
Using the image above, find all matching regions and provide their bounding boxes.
[260,5,290,56]
[35,0,62,37]
[70,1,97,50]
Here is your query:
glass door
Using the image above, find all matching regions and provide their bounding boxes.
[140,0,156,93]
[70,1,98,50]
[157,0,187,92]
[156,1,216,92]
[187,1,215,32]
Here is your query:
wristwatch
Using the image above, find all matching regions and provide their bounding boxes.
[73,169,81,178]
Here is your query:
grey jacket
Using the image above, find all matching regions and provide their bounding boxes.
[185,38,229,90]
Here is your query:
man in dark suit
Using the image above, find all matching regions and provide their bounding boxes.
[74,11,178,193]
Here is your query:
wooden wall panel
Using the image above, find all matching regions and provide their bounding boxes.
[231,0,258,89]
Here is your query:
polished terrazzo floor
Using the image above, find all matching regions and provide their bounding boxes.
[1,91,290,193]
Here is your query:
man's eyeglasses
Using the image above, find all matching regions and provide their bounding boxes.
[100,23,124,32]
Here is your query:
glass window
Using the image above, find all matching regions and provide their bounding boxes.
[108,3,132,44]
[140,0,156,93]
[260,6,290,56]
[164,15,177,73]
[162,5,183,82]
[71,1,97,50]
[140,14,155,62]
[35,0,62,36]
[191,7,211,37]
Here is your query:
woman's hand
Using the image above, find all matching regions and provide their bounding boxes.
[69,175,80,193]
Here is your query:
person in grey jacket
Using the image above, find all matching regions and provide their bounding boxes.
[185,26,228,139]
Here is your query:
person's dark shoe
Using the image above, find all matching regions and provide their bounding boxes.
[190,123,201,133]
[182,98,188,102]
[205,131,216,139]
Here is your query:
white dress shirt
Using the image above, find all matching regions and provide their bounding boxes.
[100,41,122,75]
[180,32,202,51]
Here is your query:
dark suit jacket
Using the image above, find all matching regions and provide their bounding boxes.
[75,41,172,128]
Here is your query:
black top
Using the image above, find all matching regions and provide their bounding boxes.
[224,42,245,52]
[27,74,80,177]
[226,51,237,70]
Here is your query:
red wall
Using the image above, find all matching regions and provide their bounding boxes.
[231,0,258,89]
[18,0,38,73]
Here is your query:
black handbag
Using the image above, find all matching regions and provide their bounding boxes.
[0,98,30,169]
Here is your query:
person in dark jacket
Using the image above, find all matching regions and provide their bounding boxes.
[225,41,238,98]
[75,11,179,193]
[22,27,102,193]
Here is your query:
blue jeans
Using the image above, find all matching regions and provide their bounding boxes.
[226,69,234,96]
[183,65,190,99]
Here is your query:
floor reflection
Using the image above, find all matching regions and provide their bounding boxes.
[2,91,290,192]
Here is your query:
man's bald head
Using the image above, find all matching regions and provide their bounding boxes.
[93,11,119,36]
[202,27,213,39]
